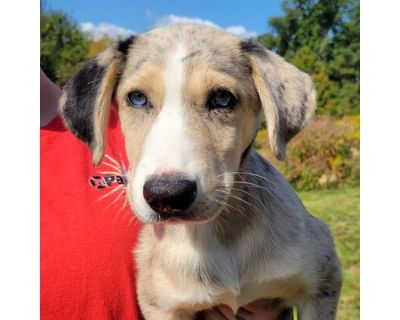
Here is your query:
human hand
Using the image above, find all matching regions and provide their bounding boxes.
[197,300,282,320]
[236,299,281,320]
[196,304,235,320]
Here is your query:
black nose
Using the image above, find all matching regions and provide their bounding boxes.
[143,175,197,214]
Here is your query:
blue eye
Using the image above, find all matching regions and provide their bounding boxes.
[127,91,148,107]
[209,89,236,110]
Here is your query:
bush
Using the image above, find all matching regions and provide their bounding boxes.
[255,115,359,191]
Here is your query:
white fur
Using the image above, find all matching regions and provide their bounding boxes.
[131,45,204,221]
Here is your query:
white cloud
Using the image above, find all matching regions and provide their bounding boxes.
[155,15,219,29]
[225,25,257,38]
[155,14,257,38]
[80,22,136,40]
[79,15,257,41]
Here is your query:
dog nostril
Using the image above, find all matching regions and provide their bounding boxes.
[143,175,197,214]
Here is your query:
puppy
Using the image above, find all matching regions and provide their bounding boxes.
[61,23,342,319]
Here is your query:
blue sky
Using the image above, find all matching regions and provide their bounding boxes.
[43,0,283,39]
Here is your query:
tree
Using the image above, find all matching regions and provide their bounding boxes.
[258,0,359,117]
[41,9,89,85]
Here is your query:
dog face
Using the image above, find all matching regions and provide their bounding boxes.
[61,24,316,224]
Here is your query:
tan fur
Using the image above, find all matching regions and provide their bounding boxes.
[248,55,282,158]
[58,90,67,113]
[117,62,166,168]
[96,47,117,67]
[92,59,120,165]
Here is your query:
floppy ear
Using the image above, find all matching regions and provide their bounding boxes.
[60,36,136,166]
[242,40,316,160]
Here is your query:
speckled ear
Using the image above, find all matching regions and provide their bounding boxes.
[241,40,316,160]
[60,36,136,166]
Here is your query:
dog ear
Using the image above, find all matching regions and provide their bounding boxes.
[242,40,316,160]
[60,36,136,166]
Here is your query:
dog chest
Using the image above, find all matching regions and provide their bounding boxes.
[137,224,310,312]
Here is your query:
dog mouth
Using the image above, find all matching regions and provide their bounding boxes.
[148,196,226,225]
[153,211,202,224]
[154,215,209,224]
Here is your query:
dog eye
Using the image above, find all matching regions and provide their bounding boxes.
[127,91,148,107]
[208,89,236,110]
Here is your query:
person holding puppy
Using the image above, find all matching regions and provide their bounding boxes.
[41,69,287,320]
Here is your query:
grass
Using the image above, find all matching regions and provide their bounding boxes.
[298,187,360,320]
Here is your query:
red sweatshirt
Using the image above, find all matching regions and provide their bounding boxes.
[41,107,143,320]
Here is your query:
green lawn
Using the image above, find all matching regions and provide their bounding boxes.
[299,187,360,320]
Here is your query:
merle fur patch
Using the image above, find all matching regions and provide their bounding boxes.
[240,39,269,58]
[62,60,106,146]
[117,35,136,57]
[62,36,136,148]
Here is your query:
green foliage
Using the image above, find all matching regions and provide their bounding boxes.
[258,0,359,117]
[255,116,360,191]
[41,9,89,85]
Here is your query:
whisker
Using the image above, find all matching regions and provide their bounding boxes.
[231,180,272,190]
[216,170,290,207]
[231,180,281,201]
[209,194,249,221]
[104,154,122,166]
[120,162,128,176]
[208,197,238,229]
[211,195,241,215]
[102,161,122,172]
[228,186,266,209]
[98,170,124,176]
[112,188,126,205]
[215,189,265,217]
[100,190,127,216]
[98,185,124,201]
[117,196,129,215]
[217,171,276,185]
[127,215,140,229]
[233,180,287,213]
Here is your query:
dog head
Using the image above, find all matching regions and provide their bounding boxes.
[61,24,315,224]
